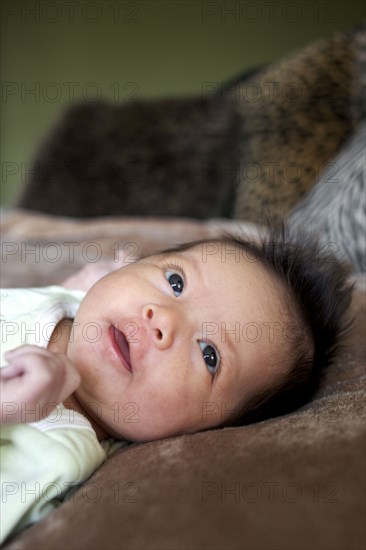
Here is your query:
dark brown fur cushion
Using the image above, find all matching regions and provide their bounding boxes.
[16,97,240,219]
[17,25,365,224]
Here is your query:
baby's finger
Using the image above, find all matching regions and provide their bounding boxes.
[0,363,25,379]
[4,345,53,360]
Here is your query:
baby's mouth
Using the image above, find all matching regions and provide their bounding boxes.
[110,325,132,373]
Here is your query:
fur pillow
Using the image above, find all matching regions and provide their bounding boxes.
[232,24,365,223]
[16,26,365,223]
[288,121,365,273]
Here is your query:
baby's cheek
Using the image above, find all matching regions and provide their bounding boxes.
[145,386,191,425]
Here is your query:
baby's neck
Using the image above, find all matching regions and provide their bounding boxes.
[48,318,109,442]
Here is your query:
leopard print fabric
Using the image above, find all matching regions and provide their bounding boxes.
[233,24,366,224]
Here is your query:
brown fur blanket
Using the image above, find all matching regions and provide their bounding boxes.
[1,209,365,550]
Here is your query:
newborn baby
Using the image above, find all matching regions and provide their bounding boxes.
[0,222,355,542]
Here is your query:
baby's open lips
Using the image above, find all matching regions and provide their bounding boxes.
[110,325,132,373]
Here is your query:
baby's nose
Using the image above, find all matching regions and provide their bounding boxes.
[142,304,177,348]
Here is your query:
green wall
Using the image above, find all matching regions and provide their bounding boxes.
[1,0,365,205]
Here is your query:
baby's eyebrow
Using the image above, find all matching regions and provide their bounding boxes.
[175,252,203,284]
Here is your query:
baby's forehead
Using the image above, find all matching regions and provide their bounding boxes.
[155,243,197,257]
[147,241,279,289]
[158,241,258,269]
[145,240,292,322]
[141,244,196,263]
[154,243,271,289]
[151,241,258,271]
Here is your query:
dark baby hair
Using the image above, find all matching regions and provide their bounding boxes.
[154,216,356,427]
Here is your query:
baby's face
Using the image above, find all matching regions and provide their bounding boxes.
[67,242,290,441]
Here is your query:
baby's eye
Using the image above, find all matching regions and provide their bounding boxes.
[165,271,184,297]
[199,342,220,375]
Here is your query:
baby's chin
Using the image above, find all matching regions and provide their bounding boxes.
[109,422,227,443]
[102,415,221,443]
[83,395,226,442]
[102,421,183,443]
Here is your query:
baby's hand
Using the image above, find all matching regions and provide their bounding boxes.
[0,345,81,424]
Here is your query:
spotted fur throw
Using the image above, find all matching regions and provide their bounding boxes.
[233,23,365,223]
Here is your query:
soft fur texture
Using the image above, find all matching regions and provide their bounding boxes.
[233,24,366,222]
[1,210,365,550]
[16,98,240,218]
[288,121,366,273]
[17,25,365,224]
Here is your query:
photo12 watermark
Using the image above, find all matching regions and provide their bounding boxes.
[201,320,305,345]
[1,398,140,425]
[201,160,340,187]
[1,81,140,104]
[0,318,142,347]
[1,1,142,24]
[1,240,140,264]
[2,160,155,187]
[201,1,340,24]
[2,480,140,505]
[197,239,342,265]
[201,480,339,503]
[202,80,303,103]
